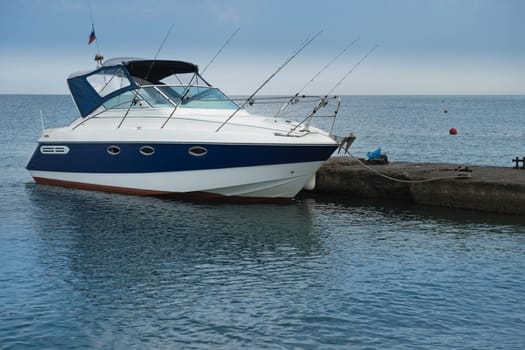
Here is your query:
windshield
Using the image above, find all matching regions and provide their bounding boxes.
[102,85,238,110]
[159,86,238,109]
[102,87,172,109]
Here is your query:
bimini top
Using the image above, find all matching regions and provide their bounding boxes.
[67,58,200,117]
[103,58,199,84]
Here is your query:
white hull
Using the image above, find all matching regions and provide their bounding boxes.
[27,58,355,201]
[29,161,325,199]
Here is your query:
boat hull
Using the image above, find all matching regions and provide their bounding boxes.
[29,161,326,199]
[27,142,337,199]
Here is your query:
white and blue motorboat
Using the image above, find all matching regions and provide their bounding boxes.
[27,57,353,200]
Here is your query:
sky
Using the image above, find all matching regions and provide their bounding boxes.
[0,0,524,95]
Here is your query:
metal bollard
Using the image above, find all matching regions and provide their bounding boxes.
[512,157,525,169]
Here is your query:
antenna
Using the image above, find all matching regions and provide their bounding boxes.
[201,27,240,75]
[215,30,323,132]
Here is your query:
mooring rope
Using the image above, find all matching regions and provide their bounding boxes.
[347,153,472,183]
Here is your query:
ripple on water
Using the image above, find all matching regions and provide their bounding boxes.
[1,95,525,348]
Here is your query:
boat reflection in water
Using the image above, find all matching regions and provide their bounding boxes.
[26,184,322,297]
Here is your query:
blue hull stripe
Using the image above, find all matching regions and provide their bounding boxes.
[27,143,337,173]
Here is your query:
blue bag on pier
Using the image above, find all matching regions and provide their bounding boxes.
[367,147,382,160]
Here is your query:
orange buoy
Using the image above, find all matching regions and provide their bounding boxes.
[449,128,457,135]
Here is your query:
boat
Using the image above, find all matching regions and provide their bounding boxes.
[26,57,354,200]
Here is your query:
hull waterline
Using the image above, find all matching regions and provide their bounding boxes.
[29,161,327,200]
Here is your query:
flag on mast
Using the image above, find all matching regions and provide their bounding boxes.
[88,25,96,45]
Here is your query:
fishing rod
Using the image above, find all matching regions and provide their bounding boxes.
[215,30,323,132]
[201,27,240,75]
[160,73,199,129]
[161,25,241,129]
[154,24,175,59]
[162,27,240,127]
[141,23,176,84]
[118,24,176,128]
[326,44,378,96]
[286,45,378,135]
[273,37,360,118]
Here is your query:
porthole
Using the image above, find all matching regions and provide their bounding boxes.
[140,145,155,156]
[107,145,120,155]
[188,146,208,157]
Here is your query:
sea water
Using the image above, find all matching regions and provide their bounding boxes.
[1,95,524,349]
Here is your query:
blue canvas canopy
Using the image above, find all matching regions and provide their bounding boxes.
[67,59,200,117]
[67,64,138,117]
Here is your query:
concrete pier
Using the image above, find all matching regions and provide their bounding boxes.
[311,157,525,215]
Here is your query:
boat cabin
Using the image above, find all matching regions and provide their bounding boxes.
[67,58,238,117]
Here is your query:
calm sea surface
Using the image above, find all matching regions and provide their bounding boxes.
[1,94,524,349]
